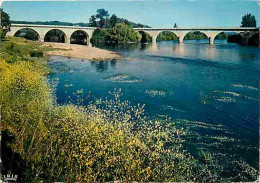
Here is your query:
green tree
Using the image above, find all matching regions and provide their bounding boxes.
[0,9,11,38]
[241,13,256,27]
[157,31,177,41]
[109,14,118,28]
[137,23,144,28]
[123,19,130,26]
[89,15,97,27]
[91,28,108,43]
[14,28,39,41]
[174,23,178,28]
[106,23,141,43]
[96,9,109,28]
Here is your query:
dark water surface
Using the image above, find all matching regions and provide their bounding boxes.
[48,40,259,176]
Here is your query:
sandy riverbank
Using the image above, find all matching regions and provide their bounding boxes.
[44,43,121,60]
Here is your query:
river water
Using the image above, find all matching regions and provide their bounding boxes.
[48,39,259,178]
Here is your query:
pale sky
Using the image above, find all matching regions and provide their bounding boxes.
[1,0,260,28]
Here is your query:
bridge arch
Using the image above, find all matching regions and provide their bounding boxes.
[13,28,40,41]
[44,29,67,43]
[138,31,153,43]
[248,32,259,46]
[156,31,178,42]
[183,31,209,41]
[70,30,89,45]
[213,31,244,45]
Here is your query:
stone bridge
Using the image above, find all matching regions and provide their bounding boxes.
[7,24,260,45]
[135,27,259,45]
[7,24,96,44]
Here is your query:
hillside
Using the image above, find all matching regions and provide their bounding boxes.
[11,20,151,28]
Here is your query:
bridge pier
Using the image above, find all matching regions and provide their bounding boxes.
[65,35,70,44]
[39,35,45,42]
[178,36,184,44]
[209,37,214,45]
[172,31,189,44]
[151,36,157,43]
[141,31,161,43]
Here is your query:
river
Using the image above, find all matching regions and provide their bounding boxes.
[48,39,259,179]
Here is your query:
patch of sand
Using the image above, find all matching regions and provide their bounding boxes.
[45,43,121,60]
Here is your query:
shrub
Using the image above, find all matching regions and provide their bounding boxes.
[0,28,5,39]
[29,50,43,57]
[3,41,14,50]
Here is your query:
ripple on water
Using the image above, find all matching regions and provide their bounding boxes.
[162,105,185,112]
[145,90,174,98]
[231,84,258,91]
[216,96,236,103]
[145,90,166,97]
[103,74,142,83]
[201,90,259,104]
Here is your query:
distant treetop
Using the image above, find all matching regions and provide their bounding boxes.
[241,13,256,27]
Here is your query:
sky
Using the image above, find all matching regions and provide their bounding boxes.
[1,0,260,28]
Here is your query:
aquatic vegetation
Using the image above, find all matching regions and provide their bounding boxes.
[64,83,73,88]
[162,105,185,112]
[216,96,236,103]
[76,89,84,94]
[145,90,167,97]
[49,61,71,73]
[231,84,258,90]
[104,74,142,83]
[212,90,241,97]
[203,90,260,103]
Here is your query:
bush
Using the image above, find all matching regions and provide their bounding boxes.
[90,28,108,43]
[30,50,43,57]
[3,41,14,50]
[0,28,5,39]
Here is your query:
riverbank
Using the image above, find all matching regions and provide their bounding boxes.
[44,42,121,60]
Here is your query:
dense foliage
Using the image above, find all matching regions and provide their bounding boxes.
[91,28,108,43]
[184,31,208,40]
[241,13,256,27]
[14,28,39,41]
[139,31,152,43]
[0,9,11,38]
[157,31,177,41]
[106,23,142,43]
[44,29,66,43]
[215,32,227,40]
[91,23,142,43]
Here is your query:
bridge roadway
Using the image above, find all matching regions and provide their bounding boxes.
[7,24,260,45]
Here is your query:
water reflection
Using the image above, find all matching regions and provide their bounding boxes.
[110,59,117,69]
[89,59,118,72]
[90,61,109,72]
